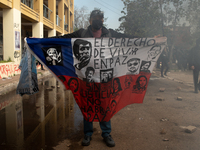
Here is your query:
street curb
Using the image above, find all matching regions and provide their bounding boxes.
[0,71,52,96]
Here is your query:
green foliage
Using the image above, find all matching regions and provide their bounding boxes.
[0,57,12,63]
[119,0,163,37]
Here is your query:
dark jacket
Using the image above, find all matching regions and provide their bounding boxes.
[188,46,200,69]
[53,25,134,38]
[160,49,169,65]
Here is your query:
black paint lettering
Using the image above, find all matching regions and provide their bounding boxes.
[94,38,100,47]
[106,107,111,112]
[87,98,94,105]
[127,38,133,47]
[114,38,120,47]
[80,106,86,112]
[100,48,105,58]
[101,90,107,99]
[101,59,107,69]
[115,57,121,66]
[122,56,128,65]
[147,39,155,46]
[80,90,87,98]
[121,48,125,55]
[87,106,94,113]
[94,48,99,58]
[121,38,126,47]
[125,47,131,55]
[92,114,101,122]
[129,48,139,55]
[110,48,117,57]
[100,107,105,115]
[109,58,114,68]
[94,59,99,69]
[95,99,101,105]
[88,91,93,98]
[139,38,147,46]
[101,38,105,47]
[95,106,99,113]
[108,38,113,47]
[134,38,140,46]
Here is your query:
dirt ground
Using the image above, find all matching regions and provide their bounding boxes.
[53,72,200,150]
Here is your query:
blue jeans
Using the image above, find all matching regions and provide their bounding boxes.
[84,119,111,138]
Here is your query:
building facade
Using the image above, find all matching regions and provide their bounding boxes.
[0,0,74,63]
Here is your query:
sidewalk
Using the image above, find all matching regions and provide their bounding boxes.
[154,69,194,87]
[0,69,51,95]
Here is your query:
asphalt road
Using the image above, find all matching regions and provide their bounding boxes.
[54,74,200,150]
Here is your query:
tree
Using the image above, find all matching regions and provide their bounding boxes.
[186,0,200,41]
[74,6,90,31]
[118,0,163,37]
[74,6,108,31]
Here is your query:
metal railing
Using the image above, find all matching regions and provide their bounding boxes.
[21,0,33,9]
[64,23,68,31]
[56,15,62,26]
[43,4,52,20]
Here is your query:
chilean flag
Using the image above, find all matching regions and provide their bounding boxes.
[25,37,167,122]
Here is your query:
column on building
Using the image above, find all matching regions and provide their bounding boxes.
[33,0,44,38]
[3,0,21,63]
[58,0,65,36]
[48,0,56,37]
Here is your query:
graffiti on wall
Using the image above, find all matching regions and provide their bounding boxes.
[0,63,21,79]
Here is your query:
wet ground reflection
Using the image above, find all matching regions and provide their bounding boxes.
[0,77,83,150]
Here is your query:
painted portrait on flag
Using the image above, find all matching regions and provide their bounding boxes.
[25,37,167,122]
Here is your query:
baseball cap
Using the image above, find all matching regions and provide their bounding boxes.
[90,10,104,19]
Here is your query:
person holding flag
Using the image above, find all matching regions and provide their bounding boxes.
[52,9,136,147]
[24,9,167,148]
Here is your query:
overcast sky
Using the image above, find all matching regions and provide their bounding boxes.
[74,0,125,30]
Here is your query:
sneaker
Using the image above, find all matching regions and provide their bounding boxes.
[103,135,115,147]
[82,135,91,146]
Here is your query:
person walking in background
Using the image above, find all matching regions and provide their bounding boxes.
[189,38,200,93]
[160,47,169,77]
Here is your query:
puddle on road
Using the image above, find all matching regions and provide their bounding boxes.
[0,77,83,150]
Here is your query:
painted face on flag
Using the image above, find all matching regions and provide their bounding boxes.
[127,58,140,74]
[47,48,61,62]
[114,80,119,90]
[142,62,150,70]
[79,44,90,60]
[138,76,147,88]
[68,78,79,92]
[87,70,94,80]
[70,80,78,91]
[147,45,161,61]
[73,39,92,70]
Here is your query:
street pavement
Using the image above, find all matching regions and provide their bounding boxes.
[1,68,200,150]
[52,68,200,150]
